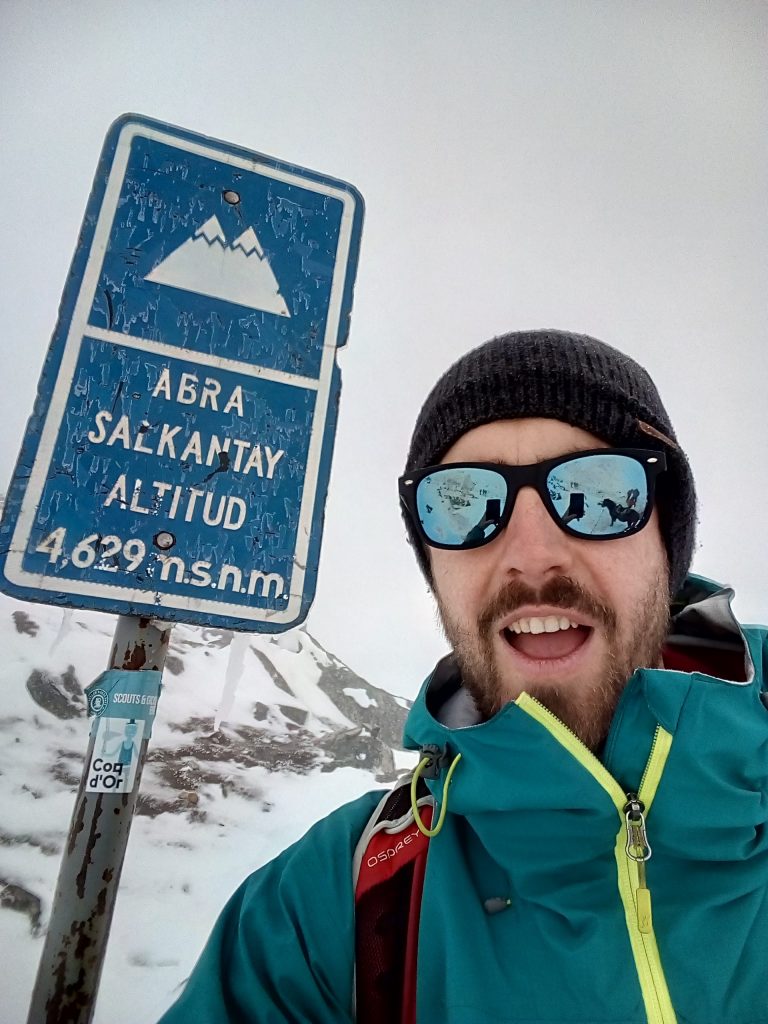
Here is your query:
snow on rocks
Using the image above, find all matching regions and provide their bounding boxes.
[0,591,410,1023]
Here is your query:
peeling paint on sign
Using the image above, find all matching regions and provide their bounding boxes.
[0,114,364,631]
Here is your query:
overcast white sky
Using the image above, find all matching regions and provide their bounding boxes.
[1,1,766,700]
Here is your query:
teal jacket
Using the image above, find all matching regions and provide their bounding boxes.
[158,575,768,1023]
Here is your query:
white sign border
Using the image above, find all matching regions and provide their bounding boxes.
[4,120,356,626]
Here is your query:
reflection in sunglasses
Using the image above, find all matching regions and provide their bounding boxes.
[403,450,664,549]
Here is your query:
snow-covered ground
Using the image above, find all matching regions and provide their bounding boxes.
[0,592,415,1022]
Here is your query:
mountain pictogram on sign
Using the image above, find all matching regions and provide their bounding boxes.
[145,216,291,317]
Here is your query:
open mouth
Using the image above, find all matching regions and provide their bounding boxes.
[501,623,593,668]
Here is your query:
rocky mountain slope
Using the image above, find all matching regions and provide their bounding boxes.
[0,591,414,1022]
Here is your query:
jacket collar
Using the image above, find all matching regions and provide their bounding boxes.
[413,573,755,736]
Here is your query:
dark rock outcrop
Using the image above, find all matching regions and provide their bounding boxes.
[25,666,85,720]
[0,879,42,936]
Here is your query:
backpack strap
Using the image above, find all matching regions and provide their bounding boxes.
[353,772,433,1024]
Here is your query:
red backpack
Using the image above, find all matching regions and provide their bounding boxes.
[353,774,433,1024]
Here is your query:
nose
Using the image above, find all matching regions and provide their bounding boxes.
[493,485,576,581]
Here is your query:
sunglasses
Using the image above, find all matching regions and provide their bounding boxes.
[399,448,667,550]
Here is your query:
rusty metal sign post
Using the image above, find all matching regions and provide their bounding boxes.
[27,617,170,1024]
[0,114,363,1022]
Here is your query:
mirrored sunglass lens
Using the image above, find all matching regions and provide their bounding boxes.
[547,455,649,536]
[416,468,507,546]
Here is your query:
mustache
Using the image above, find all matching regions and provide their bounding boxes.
[477,575,617,635]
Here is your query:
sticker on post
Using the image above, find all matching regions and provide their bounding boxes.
[86,717,144,793]
[85,669,162,736]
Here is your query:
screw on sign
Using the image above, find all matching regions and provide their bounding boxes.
[0,114,363,1024]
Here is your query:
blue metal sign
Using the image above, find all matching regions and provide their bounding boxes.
[0,114,364,631]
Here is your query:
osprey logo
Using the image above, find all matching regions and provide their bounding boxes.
[365,828,422,868]
[355,803,432,901]
[145,215,290,317]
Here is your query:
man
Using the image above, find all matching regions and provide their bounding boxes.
[159,330,767,1024]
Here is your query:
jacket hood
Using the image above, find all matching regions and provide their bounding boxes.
[404,572,762,757]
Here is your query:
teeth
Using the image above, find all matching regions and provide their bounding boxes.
[507,615,583,634]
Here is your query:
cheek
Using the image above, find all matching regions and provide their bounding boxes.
[430,549,486,620]
[589,518,667,614]
[631,512,668,583]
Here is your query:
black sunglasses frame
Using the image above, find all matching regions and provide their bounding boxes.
[398,448,667,551]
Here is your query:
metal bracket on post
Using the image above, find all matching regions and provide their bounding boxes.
[27,615,171,1024]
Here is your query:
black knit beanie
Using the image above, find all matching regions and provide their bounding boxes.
[403,329,697,599]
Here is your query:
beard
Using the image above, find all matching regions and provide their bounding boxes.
[435,570,671,751]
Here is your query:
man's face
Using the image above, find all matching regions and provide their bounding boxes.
[429,418,671,749]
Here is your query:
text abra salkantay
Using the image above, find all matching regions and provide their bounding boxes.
[87,369,286,531]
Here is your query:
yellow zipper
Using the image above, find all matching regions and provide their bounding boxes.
[516,693,676,1024]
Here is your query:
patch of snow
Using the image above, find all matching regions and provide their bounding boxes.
[272,629,301,653]
[265,640,354,728]
[0,590,403,1024]
[342,687,378,709]
[294,627,332,667]
[393,748,419,771]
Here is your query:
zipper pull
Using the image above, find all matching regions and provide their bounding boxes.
[624,794,653,934]
[624,795,651,860]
